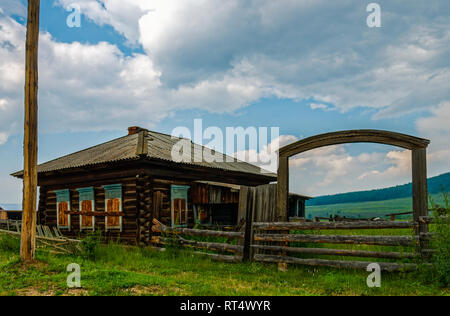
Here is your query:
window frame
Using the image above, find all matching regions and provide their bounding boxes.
[77,187,95,231]
[171,185,190,228]
[54,189,71,230]
[103,184,123,232]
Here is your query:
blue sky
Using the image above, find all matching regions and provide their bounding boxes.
[1,0,449,203]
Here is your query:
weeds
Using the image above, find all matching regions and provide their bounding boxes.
[426,190,450,288]
[0,234,20,252]
[80,230,102,260]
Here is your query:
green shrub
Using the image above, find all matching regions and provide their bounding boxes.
[80,231,102,260]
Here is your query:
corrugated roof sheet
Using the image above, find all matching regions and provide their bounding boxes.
[11,129,276,178]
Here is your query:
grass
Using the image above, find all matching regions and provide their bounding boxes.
[0,234,447,296]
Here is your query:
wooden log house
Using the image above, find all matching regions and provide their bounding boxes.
[11,127,276,245]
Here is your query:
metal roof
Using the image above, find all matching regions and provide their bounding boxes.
[11,128,277,179]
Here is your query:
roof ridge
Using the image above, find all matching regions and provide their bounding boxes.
[147,130,274,174]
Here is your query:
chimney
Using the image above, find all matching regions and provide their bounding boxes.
[128,126,148,135]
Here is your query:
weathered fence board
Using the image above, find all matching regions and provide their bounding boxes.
[151,219,242,262]
[153,235,243,254]
[0,228,81,254]
[254,233,417,246]
[254,254,418,272]
[252,221,414,231]
[251,245,418,259]
[152,219,244,239]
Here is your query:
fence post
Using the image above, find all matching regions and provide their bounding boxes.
[242,188,254,262]
[412,148,429,255]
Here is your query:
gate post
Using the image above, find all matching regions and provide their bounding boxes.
[242,187,254,262]
[412,148,429,254]
[276,156,289,222]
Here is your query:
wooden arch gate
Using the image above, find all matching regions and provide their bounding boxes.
[276,130,430,230]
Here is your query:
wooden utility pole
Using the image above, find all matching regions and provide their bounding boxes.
[21,0,40,262]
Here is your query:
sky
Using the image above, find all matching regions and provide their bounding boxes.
[0,0,449,204]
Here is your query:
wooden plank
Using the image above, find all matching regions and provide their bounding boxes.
[252,221,415,231]
[36,225,44,237]
[279,130,430,157]
[155,236,243,254]
[237,186,249,224]
[42,226,54,238]
[251,245,418,259]
[254,254,419,272]
[254,233,416,246]
[242,187,253,261]
[152,218,244,239]
[136,130,149,156]
[193,252,242,263]
[1,229,80,243]
[21,0,40,262]
[412,148,429,252]
[276,156,289,222]
[53,227,63,238]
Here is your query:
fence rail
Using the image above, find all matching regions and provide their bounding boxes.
[0,219,81,255]
[151,215,433,271]
[253,254,419,272]
[252,220,415,231]
[251,244,418,259]
[152,218,244,239]
[151,219,243,262]
[253,233,417,246]
[249,218,433,271]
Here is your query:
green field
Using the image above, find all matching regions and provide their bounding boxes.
[306,194,444,220]
[0,236,447,296]
[0,193,448,296]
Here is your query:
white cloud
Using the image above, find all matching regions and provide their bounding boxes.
[1,1,449,199]
[416,101,450,176]
[56,0,154,45]
[48,1,450,116]
[1,1,447,138]
[310,103,328,110]
[289,146,413,196]
[0,0,26,17]
[232,133,416,196]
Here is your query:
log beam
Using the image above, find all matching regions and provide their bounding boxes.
[254,233,416,246]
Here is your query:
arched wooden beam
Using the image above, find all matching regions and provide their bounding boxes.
[276,130,430,228]
[279,130,430,158]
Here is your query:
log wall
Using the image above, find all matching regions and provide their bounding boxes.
[41,176,246,244]
[43,176,139,244]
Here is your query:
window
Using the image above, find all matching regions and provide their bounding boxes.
[103,184,122,231]
[171,185,189,227]
[55,189,71,230]
[77,187,95,230]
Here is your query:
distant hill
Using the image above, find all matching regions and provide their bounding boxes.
[307,172,450,206]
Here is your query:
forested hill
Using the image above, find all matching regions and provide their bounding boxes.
[306,172,450,206]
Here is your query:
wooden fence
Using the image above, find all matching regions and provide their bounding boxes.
[150,216,434,272]
[249,219,434,272]
[151,219,244,262]
[0,219,81,254]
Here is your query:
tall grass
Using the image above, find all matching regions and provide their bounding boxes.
[425,190,450,287]
[0,234,20,252]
